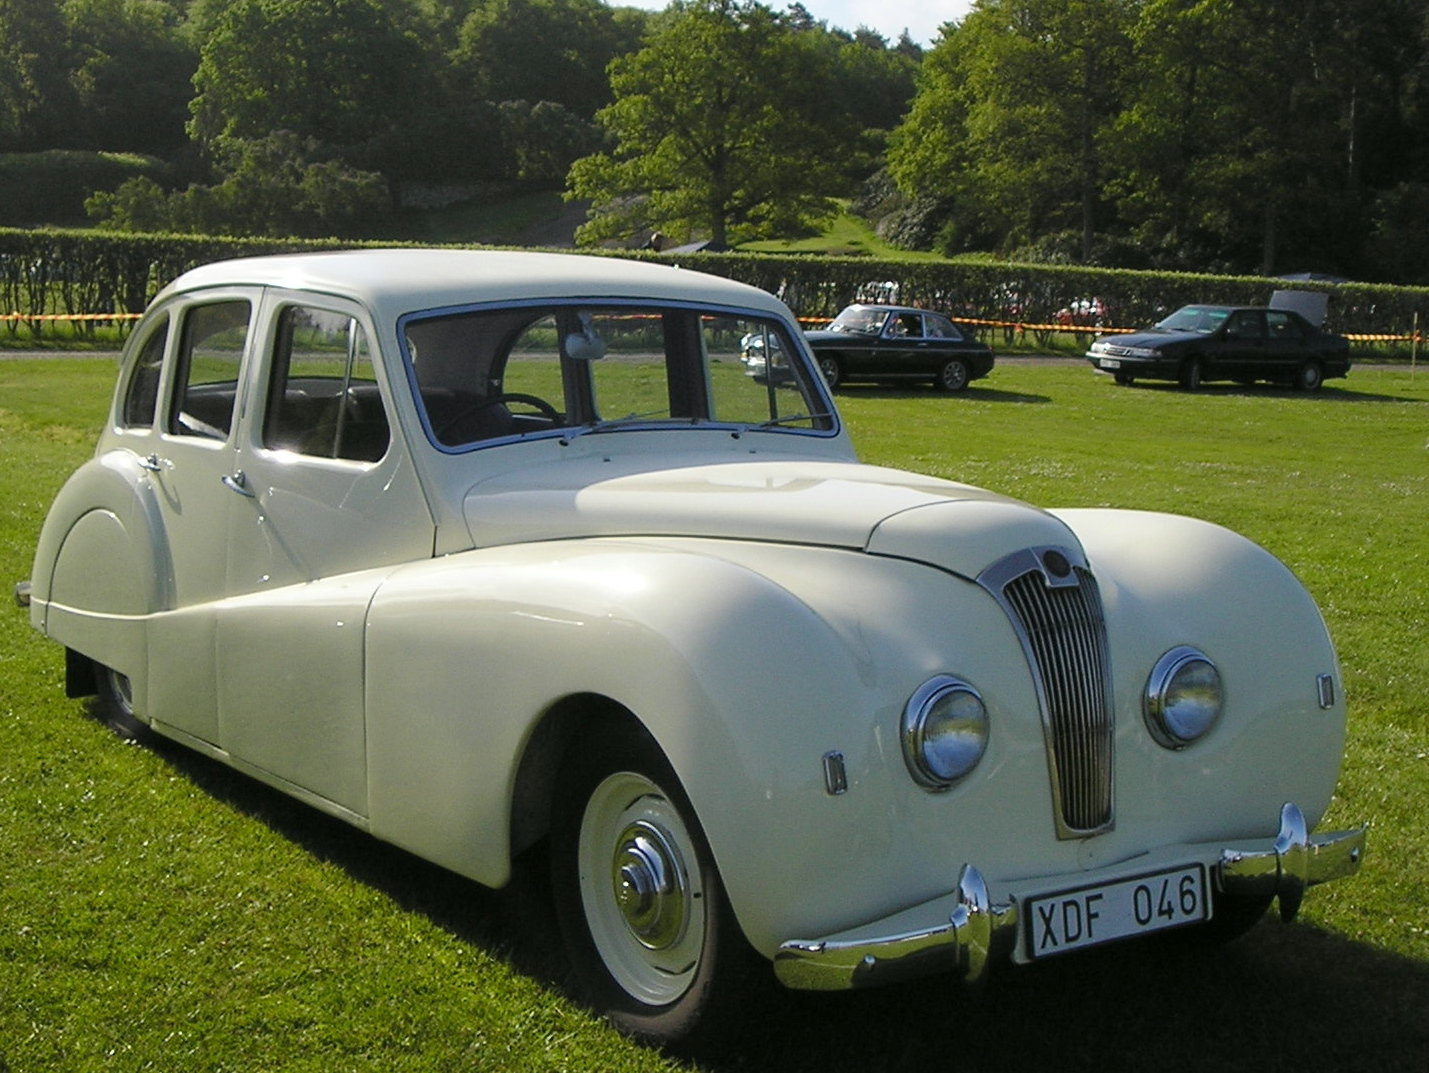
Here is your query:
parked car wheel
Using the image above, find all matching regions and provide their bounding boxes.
[815,354,842,389]
[551,723,748,1045]
[1114,371,1135,386]
[1292,360,1325,392]
[1179,358,1203,391]
[935,358,971,392]
[93,664,148,740]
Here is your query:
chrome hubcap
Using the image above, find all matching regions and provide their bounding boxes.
[613,820,687,950]
[578,771,706,1005]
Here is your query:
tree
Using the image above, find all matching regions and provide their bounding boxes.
[63,0,196,153]
[188,0,434,157]
[451,0,644,119]
[87,130,390,237]
[566,0,847,246]
[0,0,75,150]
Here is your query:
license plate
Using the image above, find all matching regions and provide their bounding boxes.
[1099,358,1121,369]
[1025,864,1207,959]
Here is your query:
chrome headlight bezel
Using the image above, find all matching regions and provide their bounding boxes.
[1144,646,1223,749]
[901,675,990,791]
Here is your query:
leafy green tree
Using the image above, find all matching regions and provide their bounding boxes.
[87,130,390,236]
[891,0,1135,261]
[63,0,196,153]
[0,0,75,149]
[566,0,847,246]
[188,0,434,156]
[451,0,644,118]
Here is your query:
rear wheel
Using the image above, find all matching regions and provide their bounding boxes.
[934,358,971,392]
[551,723,752,1046]
[93,664,149,740]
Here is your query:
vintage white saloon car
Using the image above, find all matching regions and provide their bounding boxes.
[27,249,1364,1043]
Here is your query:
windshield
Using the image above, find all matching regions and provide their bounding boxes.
[827,307,889,335]
[402,302,832,449]
[1154,306,1230,334]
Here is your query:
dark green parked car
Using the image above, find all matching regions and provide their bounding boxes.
[1087,305,1351,391]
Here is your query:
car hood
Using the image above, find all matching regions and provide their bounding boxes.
[803,329,873,345]
[463,458,1079,580]
[1099,328,1201,349]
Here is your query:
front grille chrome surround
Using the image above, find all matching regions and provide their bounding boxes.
[978,547,1115,838]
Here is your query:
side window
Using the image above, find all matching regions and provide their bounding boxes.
[169,300,251,439]
[1267,311,1300,339]
[120,314,168,428]
[1225,311,1264,340]
[264,306,390,462]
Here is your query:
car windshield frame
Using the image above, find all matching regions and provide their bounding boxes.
[1154,306,1231,334]
[397,297,836,453]
[827,307,890,335]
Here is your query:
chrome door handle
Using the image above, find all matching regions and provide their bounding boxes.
[221,470,255,498]
[138,453,165,472]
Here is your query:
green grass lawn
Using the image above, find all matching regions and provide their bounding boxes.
[2,359,1426,1072]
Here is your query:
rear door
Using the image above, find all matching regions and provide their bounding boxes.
[214,293,434,814]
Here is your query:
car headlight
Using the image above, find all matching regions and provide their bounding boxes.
[1144,646,1222,748]
[902,676,989,790]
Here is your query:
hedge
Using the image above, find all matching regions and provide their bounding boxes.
[4,227,1427,351]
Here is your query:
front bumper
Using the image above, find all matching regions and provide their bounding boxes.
[1086,353,1180,378]
[773,803,1365,991]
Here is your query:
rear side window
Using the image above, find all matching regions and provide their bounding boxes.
[169,300,251,439]
[120,315,168,428]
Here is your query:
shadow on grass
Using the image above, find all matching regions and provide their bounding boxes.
[1108,380,1426,404]
[116,710,1427,1073]
[835,385,1052,404]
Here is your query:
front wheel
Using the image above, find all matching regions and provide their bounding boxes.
[815,354,842,389]
[1179,358,1203,391]
[1293,360,1324,392]
[551,725,751,1046]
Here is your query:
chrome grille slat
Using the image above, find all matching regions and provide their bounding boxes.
[981,551,1114,837]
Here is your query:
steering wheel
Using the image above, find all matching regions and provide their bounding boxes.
[435,392,562,442]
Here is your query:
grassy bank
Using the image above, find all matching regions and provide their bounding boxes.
[2,360,1425,1072]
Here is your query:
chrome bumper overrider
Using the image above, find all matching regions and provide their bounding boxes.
[773,803,1366,991]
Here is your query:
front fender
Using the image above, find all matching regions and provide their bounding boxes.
[362,535,1035,956]
[1054,508,1346,837]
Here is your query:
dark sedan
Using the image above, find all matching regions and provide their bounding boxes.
[1087,305,1351,391]
[797,305,994,391]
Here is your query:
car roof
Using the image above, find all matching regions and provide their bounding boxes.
[844,304,943,317]
[156,248,792,324]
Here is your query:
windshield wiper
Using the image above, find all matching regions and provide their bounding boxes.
[560,409,674,442]
[750,411,833,430]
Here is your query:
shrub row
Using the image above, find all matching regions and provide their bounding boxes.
[5,227,1428,351]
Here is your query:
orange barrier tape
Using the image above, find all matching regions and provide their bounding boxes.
[2,312,142,322]
[6,312,1420,345]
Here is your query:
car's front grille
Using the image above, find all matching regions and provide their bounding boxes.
[979,549,1114,837]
